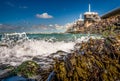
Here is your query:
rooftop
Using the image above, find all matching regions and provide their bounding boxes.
[101,7,120,19]
[84,12,98,15]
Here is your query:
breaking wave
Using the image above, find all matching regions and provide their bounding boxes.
[0,32,101,68]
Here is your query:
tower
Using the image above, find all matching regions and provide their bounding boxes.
[84,4,101,27]
[78,14,84,21]
[89,4,91,12]
[77,14,84,25]
[80,14,82,19]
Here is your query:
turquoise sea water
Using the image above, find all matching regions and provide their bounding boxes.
[0,33,100,41]
[27,33,95,41]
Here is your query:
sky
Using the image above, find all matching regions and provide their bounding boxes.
[0,0,120,33]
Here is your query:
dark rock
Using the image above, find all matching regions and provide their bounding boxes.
[0,64,12,70]
[13,60,40,78]
[56,50,68,56]
[0,69,14,80]
[32,57,42,62]
[2,76,36,81]
[51,37,120,81]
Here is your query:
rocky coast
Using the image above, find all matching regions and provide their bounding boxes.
[0,12,120,81]
[1,35,120,81]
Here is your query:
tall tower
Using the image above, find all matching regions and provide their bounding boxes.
[80,14,82,19]
[84,4,100,27]
[78,14,83,21]
[89,4,91,12]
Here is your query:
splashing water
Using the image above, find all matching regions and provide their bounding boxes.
[0,33,101,68]
[0,32,28,47]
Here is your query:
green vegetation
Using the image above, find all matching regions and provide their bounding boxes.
[13,60,40,78]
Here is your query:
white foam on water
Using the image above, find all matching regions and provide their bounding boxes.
[0,33,101,67]
[0,39,75,66]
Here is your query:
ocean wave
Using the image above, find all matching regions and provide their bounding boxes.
[0,32,101,68]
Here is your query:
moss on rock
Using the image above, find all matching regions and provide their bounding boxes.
[14,60,40,78]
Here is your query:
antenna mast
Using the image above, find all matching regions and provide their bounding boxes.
[80,14,82,19]
[89,4,91,12]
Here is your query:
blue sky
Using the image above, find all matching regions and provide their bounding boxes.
[0,0,120,33]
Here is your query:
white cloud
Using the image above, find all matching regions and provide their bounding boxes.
[49,24,53,27]
[55,24,64,30]
[47,23,74,31]
[65,22,74,29]
[0,24,2,25]
[36,13,53,19]
[52,22,74,32]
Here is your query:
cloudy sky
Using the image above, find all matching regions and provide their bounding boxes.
[0,0,120,33]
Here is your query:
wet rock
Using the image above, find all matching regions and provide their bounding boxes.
[2,76,36,81]
[56,50,68,56]
[46,71,57,81]
[52,50,69,60]
[51,36,120,81]
[0,64,13,70]
[74,43,81,51]
[32,57,42,62]
[0,69,14,80]
[0,64,14,80]
[13,60,40,78]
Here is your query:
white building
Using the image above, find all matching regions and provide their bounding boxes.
[84,4,101,27]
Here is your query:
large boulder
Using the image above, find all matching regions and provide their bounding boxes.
[13,60,40,78]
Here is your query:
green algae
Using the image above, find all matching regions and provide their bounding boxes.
[13,60,40,78]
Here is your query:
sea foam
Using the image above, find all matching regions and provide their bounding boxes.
[0,33,75,66]
[0,33,100,68]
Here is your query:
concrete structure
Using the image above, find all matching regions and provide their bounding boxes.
[84,4,100,27]
[76,14,84,25]
[66,4,101,33]
[101,8,120,19]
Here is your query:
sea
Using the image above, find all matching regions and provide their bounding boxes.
[0,32,101,69]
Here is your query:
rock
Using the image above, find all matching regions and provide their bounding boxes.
[32,57,42,62]
[0,69,14,80]
[46,71,56,81]
[13,60,40,78]
[0,64,14,80]
[51,37,120,81]
[52,50,69,60]
[0,64,13,70]
[2,76,36,81]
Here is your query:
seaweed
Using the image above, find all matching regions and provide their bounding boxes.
[13,60,40,78]
[50,36,120,81]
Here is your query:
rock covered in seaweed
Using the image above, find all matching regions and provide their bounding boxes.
[13,60,40,78]
[50,36,120,81]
